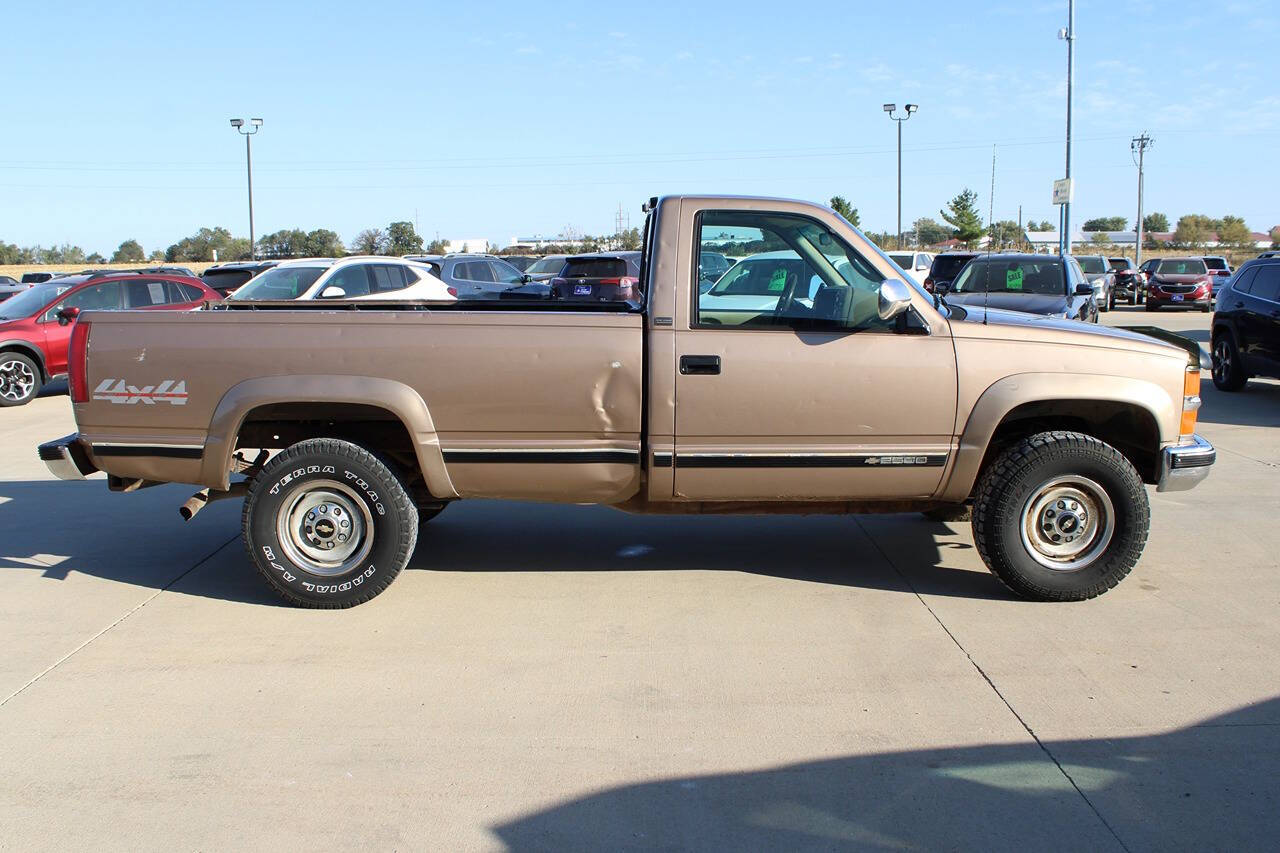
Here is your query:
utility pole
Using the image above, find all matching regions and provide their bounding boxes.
[1132,132,1153,266]
[1057,3,1075,256]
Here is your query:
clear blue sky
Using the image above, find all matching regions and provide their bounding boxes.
[5,0,1277,254]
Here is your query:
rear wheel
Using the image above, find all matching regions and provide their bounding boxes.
[972,431,1149,601]
[1212,333,1248,391]
[0,352,41,407]
[243,438,418,608]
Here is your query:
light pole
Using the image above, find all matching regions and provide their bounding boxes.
[229,118,263,259]
[1057,2,1075,256]
[1132,132,1153,267]
[883,103,918,249]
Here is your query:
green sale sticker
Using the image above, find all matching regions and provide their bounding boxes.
[1006,268,1024,290]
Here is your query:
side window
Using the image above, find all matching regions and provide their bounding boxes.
[325,265,372,297]
[1250,265,1280,303]
[490,261,524,285]
[44,281,123,320]
[456,262,496,282]
[695,210,886,330]
[125,279,172,307]
[370,265,409,293]
[1232,265,1259,295]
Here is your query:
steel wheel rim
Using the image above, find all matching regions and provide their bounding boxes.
[1213,339,1231,383]
[0,358,36,402]
[1019,475,1115,572]
[275,479,374,577]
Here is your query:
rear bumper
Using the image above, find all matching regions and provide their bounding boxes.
[1157,434,1215,492]
[37,433,99,481]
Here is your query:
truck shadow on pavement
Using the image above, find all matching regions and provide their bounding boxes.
[0,482,1007,604]
[1196,377,1280,429]
[490,697,1280,851]
[415,501,1006,601]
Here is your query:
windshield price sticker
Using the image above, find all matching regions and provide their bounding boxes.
[768,269,788,292]
[1006,269,1024,290]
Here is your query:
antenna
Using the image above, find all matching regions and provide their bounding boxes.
[983,145,996,325]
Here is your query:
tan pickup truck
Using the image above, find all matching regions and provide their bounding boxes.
[39,195,1215,608]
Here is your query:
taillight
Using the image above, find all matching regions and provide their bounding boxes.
[1181,367,1201,436]
[446,286,457,297]
[69,319,91,403]
[923,276,935,292]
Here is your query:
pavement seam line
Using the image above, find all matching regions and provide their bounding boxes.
[852,516,1133,853]
[0,532,240,710]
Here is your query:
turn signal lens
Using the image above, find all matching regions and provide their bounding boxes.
[69,319,91,403]
[1181,367,1201,436]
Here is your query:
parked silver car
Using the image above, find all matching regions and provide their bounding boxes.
[403,254,530,298]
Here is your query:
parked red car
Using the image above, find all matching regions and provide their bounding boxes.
[1145,258,1214,313]
[0,271,221,406]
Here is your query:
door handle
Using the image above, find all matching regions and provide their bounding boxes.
[680,354,721,375]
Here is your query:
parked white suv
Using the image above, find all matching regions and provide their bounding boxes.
[888,251,934,286]
[228,257,456,302]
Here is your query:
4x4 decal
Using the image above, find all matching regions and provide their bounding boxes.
[93,378,188,405]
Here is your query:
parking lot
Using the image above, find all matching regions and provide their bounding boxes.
[0,304,1276,850]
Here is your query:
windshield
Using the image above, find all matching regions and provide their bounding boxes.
[0,282,77,319]
[1077,256,1107,274]
[952,258,1065,295]
[230,266,327,300]
[527,257,566,275]
[1157,259,1208,275]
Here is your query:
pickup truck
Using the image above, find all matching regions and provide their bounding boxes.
[38,195,1216,608]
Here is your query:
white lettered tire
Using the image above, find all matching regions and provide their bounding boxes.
[243,438,418,608]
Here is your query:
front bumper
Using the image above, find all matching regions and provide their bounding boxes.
[37,433,98,481]
[1157,434,1215,492]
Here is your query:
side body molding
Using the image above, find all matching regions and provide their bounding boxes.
[939,372,1179,503]
[201,374,457,497]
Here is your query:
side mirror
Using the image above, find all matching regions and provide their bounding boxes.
[1073,283,1093,296]
[877,278,914,321]
[521,274,532,284]
[935,281,953,296]
[319,285,347,299]
[56,306,80,326]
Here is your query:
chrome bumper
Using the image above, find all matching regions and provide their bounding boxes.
[1157,434,1215,492]
[37,433,98,481]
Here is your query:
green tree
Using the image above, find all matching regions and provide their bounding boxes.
[1141,212,1169,233]
[941,189,983,247]
[1216,215,1253,248]
[988,220,1024,250]
[829,196,860,227]
[1090,232,1113,249]
[256,229,309,259]
[301,229,344,257]
[912,217,953,246]
[224,237,252,260]
[386,221,424,255]
[1025,220,1054,232]
[148,249,166,261]
[618,227,642,250]
[0,241,21,264]
[1082,216,1127,232]
[86,252,107,264]
[352,228,388,255]
[112,239,145,263]
[424,238,449,255]
[1173,214,1214,248]
[166,226,237,262]
[1271,227,1280,249]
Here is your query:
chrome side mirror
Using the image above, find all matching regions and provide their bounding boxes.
[319,285,347,299]
[877,278,914,321]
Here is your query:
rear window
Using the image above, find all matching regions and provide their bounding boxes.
[929,255,974,281]
[202,269,255,291]
[888,253,913,268]
[1157,259,1208,275]
[1108,258,1131,270]
[563,258,628,278]
[1077,256,1107,274]
[952,258,1065,295]
[1203,257,1228,271]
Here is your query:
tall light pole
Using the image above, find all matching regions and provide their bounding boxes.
[1132,132,1153,267]
[883,103,918,249]
[229,118,263,259]
[1057,2,1075,256]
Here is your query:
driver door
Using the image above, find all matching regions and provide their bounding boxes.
[673,207,958,501]
[41,281,123,375]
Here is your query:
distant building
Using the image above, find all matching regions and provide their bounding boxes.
[507,234,580,250]
[444,239,490,254]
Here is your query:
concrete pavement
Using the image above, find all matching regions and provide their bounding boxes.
[1,307,1277,851]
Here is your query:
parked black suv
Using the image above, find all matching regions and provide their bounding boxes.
[1211,257,1280,391]
[200,261,279,296]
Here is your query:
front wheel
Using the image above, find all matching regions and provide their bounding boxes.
[972,431,1149,601]
[243,438,419,608]
[0,352,42,407]
[1212,334,1247,391]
